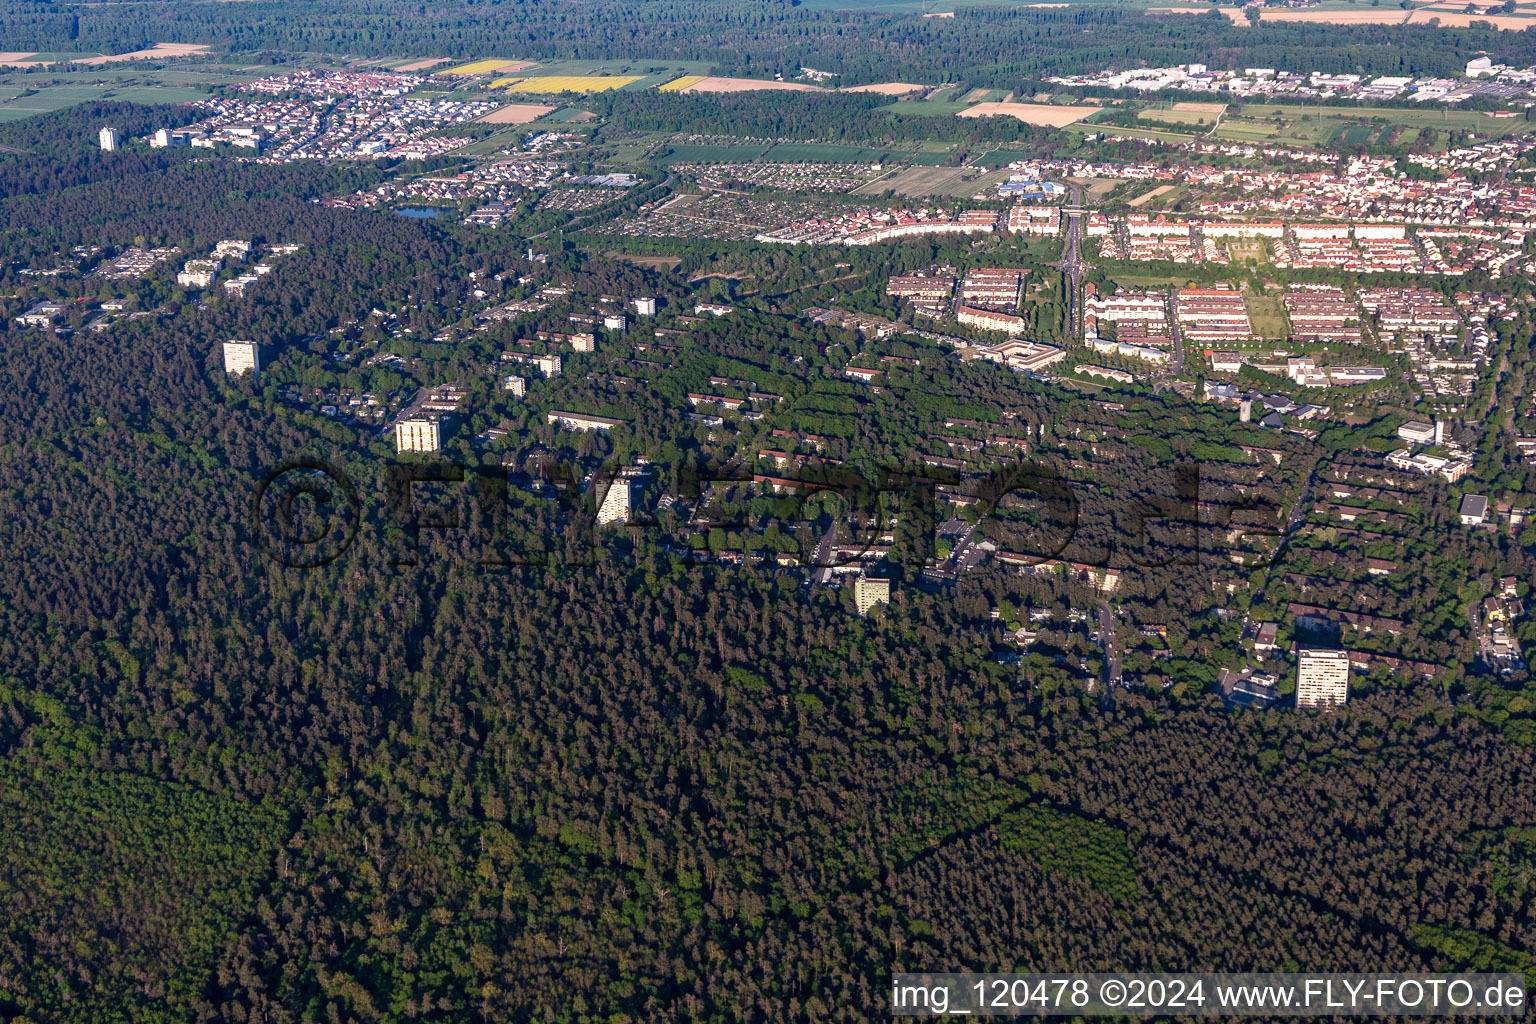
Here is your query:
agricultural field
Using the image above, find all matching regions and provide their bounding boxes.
[0,61,278,122]
[1217,103,1533,146]
[391,58,449,72]
[500,75,645,94]
[0,82,221,123]
[853,164,1015,197]
[443,59,535,76]
[1066,121,1197,144]
[905,149,957,165]
[658,142,772,164]
[881,100,979,117]
[1127,183,1177,208]
[761,142,904,163]
[659,75,707,92]
[1137,104,1225,127]
[674,77,824,94]
[959,102,1100,126]
[476,103,557,124]
[840,82,927,96]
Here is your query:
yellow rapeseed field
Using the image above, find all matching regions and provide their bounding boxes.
[501,75,644,94]
[445,59,520,76]
[658,75,706,92]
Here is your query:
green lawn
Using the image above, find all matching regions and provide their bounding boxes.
[1246,295,1289,340]
[907,149,957,165]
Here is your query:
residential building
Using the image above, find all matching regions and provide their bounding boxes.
[887,273,956,302]
[597,472,634,525]
[1459,493,1489,525]
[395,416,441,453]
[1296,648,1350,708]
[502,374,526,397]
[177,259,222,290]
[1397,421,1436,445]
[98,126,121,151]
[222,339,260,378]
[958,305,1027,335]
[1219,666,1280,709]
[15,301,65,327]
[547,410,622,432]
[852,576,891,615]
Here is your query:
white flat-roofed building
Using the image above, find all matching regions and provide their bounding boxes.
[395,416,441,453]
[222,339,260,378]
[597,473,634,525]
[547,410,623,432]
[958,305,1027,335]
[99,126,121,151]
[852,575,890,615]
[178,259,222,290]
[1296,648,1350,708]
[16,301,65,327]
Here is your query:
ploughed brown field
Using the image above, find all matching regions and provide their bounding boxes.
[958,101,1097,126]
[680,77,824,93]
[477,103,558,124]
[841,82,928,95]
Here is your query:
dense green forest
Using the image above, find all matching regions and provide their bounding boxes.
[0,96,1533,1024]
[1,0,1534,82]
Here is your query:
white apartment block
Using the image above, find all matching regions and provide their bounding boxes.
[1296,648,1350,708]
[596,471,638,525]
[178,259,222,290]
[958,305,1027,335]
[852,576,891,615]
[222,340,260,378]
[395,417,441,453]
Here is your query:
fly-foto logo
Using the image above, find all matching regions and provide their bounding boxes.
[250,455,1286,571]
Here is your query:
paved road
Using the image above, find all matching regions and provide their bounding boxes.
[810,521,838,586]
[1055,186,1089,343]
[1097,600,1120,705]
[1167,290,1186,373]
